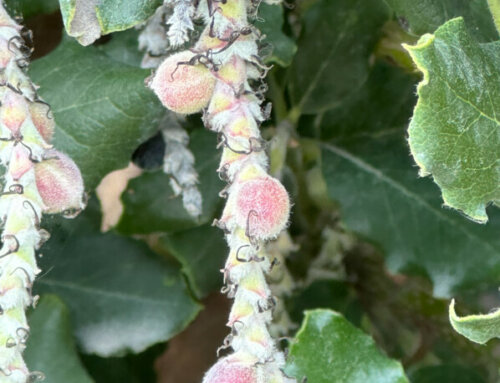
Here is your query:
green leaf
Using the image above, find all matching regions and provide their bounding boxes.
[488,0,500,36]
[6,0,59,18]
[80,344,164,383]
[321,129,500,298]
[449,299,500,344]
[384,0,498,41]
[287,280,364,327]
[410,365,486,383]
[284,310,408,383]
[98,29,144,67]
[36,199,201,356]
[289,0,389,114]
[300,61,417,141]
[158,224,227,299]
[404,18,499,223]
[257,3,297,67]
[117,128,223,235]
[315,57,500,298]
[59,0,161,46]
[30,39,163,190]
[25,295,94,383]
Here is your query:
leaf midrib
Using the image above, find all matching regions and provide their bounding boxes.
[37,278,178,306]
[321,141,499,255]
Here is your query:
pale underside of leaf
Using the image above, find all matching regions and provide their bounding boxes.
[59,0,161,46]
[60,0,101,46]
[449,299,500,344]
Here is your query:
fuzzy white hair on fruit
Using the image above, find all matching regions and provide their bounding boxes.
[0,280,30,310]
[231,328,275,361]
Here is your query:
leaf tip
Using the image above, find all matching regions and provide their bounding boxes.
[449,297,500,344]
[402,33,435,55]
[442,198,489,224]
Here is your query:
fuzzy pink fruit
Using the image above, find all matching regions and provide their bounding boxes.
[234,176,289,240]
[0,90,28,135]
[203,355,258,383]
[9,144,33,180]
[29,101,54,142]
[149,50,216,114]
[34,150,84,214]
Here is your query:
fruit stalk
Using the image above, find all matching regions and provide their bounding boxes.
[148,0,295,381]
[0,5,85,381]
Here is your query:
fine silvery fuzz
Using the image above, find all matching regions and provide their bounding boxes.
[138,0,195,67]
[138,4,170,69]
[147,0,295,381]
[150,50,216,115]
[162,117,202,217]
[166,0,195,48]
[140,8,204,218]
[0,4,85,381]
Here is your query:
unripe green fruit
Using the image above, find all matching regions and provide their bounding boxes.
[149,51,216,114]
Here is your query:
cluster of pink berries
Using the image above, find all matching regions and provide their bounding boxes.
[148,0,294,382]
[0,6,84,382]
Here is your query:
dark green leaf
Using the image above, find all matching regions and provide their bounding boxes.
[131,131,165,170]
[384,0,498,41]
[410,365,486,383]
[320,127,500,298]
[284,309,408,383]
[405,18,500,223]
[287,280,363,327]
[299,61,417,140]
[313,56,500,298]
[289,0,389,114]
[59,0,161,45]
[158,224,227,299]
[97,29,144,67]
[449,299,500,344]
[81,344,165,383]
[30,39,163,190]
[25,295,93,383]
[117,128,224,235]
[6,0,59,18]
[36,199,201,356]
[258,3,297,67]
